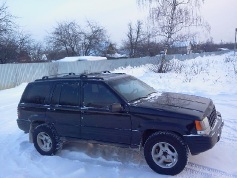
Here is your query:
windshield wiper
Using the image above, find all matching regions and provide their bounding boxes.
[129,96,148,103]
[129,92,157,103]
[146,92,156,97]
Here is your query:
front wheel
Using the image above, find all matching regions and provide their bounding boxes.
[144,131,189,175]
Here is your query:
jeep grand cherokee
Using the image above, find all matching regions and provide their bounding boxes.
[17,72,224,175]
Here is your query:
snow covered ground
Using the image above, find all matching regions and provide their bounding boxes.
[0,52,237,178]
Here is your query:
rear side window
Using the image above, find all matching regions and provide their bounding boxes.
[60,83,79,106]
[51,83,80,106]
[21,82,51,104]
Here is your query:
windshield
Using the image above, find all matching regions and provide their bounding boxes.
[108,76,156,102]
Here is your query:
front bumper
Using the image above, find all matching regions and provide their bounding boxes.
[184,113,224,155]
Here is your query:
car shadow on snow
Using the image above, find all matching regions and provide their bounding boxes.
[56,142,236,178]
[58,141,147,166]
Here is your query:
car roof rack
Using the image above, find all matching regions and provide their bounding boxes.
[41,73,75,80]
[39,71,125,81]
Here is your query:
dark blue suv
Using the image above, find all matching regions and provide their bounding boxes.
[17,72,224,175]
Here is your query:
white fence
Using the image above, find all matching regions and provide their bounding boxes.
[0,50,230,90]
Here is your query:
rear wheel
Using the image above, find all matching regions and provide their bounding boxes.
[33,124,61,155]
[144,131,188,175]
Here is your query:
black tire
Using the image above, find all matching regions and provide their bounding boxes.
[33,124,61,155]
[144,131,188,175]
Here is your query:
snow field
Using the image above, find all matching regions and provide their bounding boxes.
[0,52,237,178]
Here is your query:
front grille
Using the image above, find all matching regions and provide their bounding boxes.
[208,107,217,128]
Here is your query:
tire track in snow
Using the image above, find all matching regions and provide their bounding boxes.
[182,162,237,178]
[220,137,237,144]
[221,119,237,144]
[224,124,237,133]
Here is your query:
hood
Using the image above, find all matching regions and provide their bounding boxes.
[129,92,214,120]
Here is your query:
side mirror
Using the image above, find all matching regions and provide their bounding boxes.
[109,103,123,112]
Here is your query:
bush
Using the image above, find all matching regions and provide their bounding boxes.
[149,56,173,73]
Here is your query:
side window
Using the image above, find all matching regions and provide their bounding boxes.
[21,83,51,104]
[51,84,61,105]
[51,83,79,106]
[60,83,79,106]
[83,82,120,108]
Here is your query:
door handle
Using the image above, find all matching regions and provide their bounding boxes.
[47,108,55,111]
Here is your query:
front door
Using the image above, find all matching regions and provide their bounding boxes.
[81,81,131,145]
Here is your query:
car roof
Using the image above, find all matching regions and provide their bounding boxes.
[34,71,128,83]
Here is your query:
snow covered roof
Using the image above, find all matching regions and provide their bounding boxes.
[56,56,107,62]
[218,48,229,51]
[106,52,127,59]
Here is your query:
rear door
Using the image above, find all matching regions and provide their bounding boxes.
[46,81,81,138]
[18,82,52,131]
[80,81,131,145]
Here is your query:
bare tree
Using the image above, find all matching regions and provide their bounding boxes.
[0,3,45,63]
[0,30,35,63]
[30,42,46,61]
[123,20,143,58]
[17,31,32,51]
[0,2,16,63]
[0,37,18,63]
[81,21,109,56]
[46,20,109,59]
[47,21,82,57]
[138,0,209,51]
[140,23,161,56]
[0,2,15,38]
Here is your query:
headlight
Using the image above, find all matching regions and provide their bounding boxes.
[195,117,211,135]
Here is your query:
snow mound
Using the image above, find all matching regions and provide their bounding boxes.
[56,56,107,62]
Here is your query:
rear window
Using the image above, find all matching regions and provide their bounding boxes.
[21,82,51,104]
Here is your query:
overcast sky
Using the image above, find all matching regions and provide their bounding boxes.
[6,0,237,45]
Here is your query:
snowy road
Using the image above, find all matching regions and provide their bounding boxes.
[0,53,237,178]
